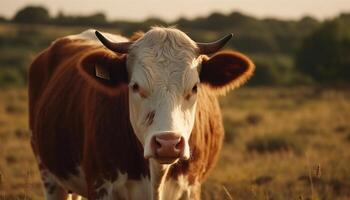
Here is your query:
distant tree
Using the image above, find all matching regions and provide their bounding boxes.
[86,12,107,25]
[297,16,319,31]
[248,62,281,85]
[13,6,50,24]
[53,11,108,26]
[295,17,350,84]
[0,16,7,22]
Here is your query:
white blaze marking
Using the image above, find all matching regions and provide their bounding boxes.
[127,27,200,159]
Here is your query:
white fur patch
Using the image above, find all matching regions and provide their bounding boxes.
[95,171,151,200]
[56,167,87,197]
[40,169,67,200]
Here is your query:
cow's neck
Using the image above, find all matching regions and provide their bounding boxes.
[149,159,171,200]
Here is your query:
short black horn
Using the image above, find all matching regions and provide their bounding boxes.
[95,31,132,54]
[196,33,233,55]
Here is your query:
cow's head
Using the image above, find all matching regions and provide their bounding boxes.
[79,27,254,164]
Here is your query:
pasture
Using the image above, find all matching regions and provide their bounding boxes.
[0,87,349,199]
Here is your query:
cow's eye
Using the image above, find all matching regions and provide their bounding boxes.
[131,83,147,98]
[132,83,139,92]
[192,84,198,94]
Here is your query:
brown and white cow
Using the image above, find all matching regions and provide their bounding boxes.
[29,27,254,200]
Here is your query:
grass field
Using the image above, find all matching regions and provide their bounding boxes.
[0,87,349,200]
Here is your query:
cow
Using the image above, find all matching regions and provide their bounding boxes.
[29,27,254,200]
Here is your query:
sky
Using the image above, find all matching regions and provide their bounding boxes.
[1,0,350,21]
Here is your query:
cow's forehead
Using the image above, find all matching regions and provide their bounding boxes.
[127,27,200,88]
[132,27,197,52]
[130,28,197,64]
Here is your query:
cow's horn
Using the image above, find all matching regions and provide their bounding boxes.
[196,33,233,55]
[95,31,132,54]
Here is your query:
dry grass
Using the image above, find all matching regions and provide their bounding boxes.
[203,87,350,200]
[0,87,349,199]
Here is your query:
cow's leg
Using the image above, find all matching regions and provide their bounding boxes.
[161,176,201,200]
[40,168,68,200]
[175,183,200,200]
[67,194,82,200]
[31,136,69,200]
[186,183,201,200]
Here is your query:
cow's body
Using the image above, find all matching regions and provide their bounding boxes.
[29,30,226,199]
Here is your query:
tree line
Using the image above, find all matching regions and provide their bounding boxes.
[0,5,349,86]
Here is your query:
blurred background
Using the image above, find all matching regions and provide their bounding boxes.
[0,0,349,199]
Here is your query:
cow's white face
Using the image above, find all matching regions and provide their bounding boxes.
[126,28,200,162]
[80,27,254,164]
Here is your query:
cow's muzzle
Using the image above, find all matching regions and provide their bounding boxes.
[149,133,185,164]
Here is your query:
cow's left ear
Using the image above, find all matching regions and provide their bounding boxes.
[200,51,255,94]
[78,50,128,95]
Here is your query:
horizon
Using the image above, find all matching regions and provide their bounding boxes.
[0,0,350,22]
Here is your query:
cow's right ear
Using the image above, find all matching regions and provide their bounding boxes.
[78,50,128,95]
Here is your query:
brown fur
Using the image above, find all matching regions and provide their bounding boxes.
[29,34,252,199]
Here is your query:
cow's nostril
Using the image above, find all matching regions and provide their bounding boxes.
[175,137,184,149]
[155,139,162,148]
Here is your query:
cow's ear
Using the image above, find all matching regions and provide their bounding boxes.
[78,50,128,95]
[200,51,254,94]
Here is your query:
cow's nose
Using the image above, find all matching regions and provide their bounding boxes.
[151,133,184,160]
